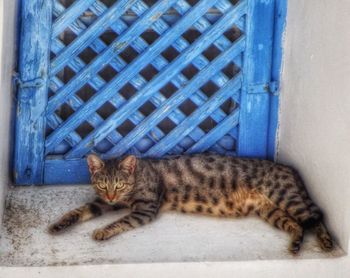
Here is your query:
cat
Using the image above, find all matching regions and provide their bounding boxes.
[49,153,334,254]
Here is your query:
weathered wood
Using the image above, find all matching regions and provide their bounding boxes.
[146,75,242,157]
[61,0,240,158]
[237,0,275,158]
[45,0,236,154]
[50,3,169,153]
[51,0,138,75]
[51,1,209,158]
[47,0,179,114]
[44,158,90,184]
[103,40,245,158]
[15,0,53,184]
[51,0,96,38]
[58,2,247,158]
[15,0,285,185]
[186,110,240,154]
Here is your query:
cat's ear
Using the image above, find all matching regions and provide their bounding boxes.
[87,154,104,175]
[119,155,137,175]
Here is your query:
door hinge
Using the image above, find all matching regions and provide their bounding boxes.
[248,81,280,95]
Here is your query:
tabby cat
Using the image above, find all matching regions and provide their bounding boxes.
[49,154,334,254]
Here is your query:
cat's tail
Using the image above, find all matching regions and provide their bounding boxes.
[265,167,322,229]
[286,194,323,230]
[288,168,323,228]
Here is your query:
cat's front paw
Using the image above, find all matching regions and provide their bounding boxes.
[48,223,65,234]
[92,229,112,241]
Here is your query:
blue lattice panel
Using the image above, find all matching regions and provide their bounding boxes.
[15,0,284,184]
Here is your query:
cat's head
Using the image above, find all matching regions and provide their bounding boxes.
[87,154,137,204]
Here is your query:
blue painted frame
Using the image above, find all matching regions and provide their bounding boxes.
[237,0,287,160]
[15,0,52,184]
[14,0,287,185]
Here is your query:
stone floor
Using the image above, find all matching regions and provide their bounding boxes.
[0,185,344,267]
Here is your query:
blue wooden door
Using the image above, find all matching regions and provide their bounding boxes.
[15,0,286,185]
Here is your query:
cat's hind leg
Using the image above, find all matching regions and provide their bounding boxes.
[257,200,304,254]
[281,191,334,251]
[48,199,120,234]
[314,221,334,251]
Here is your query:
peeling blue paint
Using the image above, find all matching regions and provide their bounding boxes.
[15,0,287,185]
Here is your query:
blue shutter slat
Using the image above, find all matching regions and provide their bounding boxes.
[51,0,237,157]
[77,0,238,155]
[48,0,179,113]
[51,3,168,152]
[103,39,245,158]
[61,4,247,159]
[45,0,234,154]
[50,0,138,74]
[146,75,242,157]
[51,0,96,38]
[186,110,240,154]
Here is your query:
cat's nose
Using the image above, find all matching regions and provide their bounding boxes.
[106,193,116,201]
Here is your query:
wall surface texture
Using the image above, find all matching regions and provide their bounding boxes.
[0,1,17,224]
[278,0,350,251]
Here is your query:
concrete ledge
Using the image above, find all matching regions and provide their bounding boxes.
[0,185,344,268]
[0,257,349,278]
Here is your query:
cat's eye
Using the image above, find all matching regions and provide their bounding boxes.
[96,183,106,190]
[116,182,125,190]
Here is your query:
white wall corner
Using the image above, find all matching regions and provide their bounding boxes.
[277,0,350,251]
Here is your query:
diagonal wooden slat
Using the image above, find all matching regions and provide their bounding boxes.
[47,0,179,115]
[45,0,234,153]
[125,1,234,140]
[80,0,246,31]
[118,0,239,146]
[176,136,231,156]
[49,4,169,154]
[48,2,185,154]
[48,76,121,146]
[51,0,243,157]
[101,39,245,158]
[50,1,187,155]
[50,0,241,157]
[145,75,242,157]
[51,0,96,38]
[51,0,139,75]
[57,4,247,158]
[70,0,238,156]
[64,0,210,154]
[185,109,240,154]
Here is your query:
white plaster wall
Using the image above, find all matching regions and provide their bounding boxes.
[278,0,350,251]
[0,1,17,224]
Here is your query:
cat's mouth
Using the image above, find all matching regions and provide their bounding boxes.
[104,198,119,205]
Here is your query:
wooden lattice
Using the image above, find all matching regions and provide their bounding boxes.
[15,0,284,184]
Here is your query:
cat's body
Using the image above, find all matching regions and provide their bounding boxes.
[49,153,334,254]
